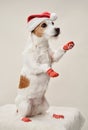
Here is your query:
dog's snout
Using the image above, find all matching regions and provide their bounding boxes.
[54,28,60,37]
[55,28,60,34]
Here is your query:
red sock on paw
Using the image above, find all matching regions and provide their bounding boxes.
[53,114,64,119]
[21,117,32,122]
[47,69,59,77]
[63,41,75,51]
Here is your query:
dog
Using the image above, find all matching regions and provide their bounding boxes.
[15,12,74,122]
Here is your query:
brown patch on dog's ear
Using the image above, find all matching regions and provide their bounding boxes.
[18,75,30,89]
[33,22,46,37]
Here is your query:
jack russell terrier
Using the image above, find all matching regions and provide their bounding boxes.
[15,12,75,122]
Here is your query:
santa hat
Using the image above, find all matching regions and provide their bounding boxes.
[27,12,58,32]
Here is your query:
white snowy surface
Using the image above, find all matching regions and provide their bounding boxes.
[0,104,85,130]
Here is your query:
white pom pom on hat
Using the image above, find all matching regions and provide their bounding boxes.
[27,12,58,32]
[50,13,58,21]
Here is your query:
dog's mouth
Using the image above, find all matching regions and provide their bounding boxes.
[54,33,60,37]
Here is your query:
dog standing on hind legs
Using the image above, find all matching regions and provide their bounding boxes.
[15,12,75,122]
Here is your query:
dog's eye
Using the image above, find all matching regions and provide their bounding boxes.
[52,22,54,25]
[41,23,47,28]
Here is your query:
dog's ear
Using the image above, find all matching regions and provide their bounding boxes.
[31,23,40,34]
[31,22,46,35]
[31,23,45,37]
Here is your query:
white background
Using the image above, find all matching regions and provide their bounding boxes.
[0,0,88,129]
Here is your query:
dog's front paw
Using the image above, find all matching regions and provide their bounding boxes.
[63,41,75,51]
[47,69,59,78]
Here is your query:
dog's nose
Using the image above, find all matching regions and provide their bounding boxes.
[55,28,60,34]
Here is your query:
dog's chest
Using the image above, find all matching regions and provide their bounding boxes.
[33,46,51,64]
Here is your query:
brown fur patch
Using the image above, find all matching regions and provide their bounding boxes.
[33,22,46,37]
[18,75,30,89]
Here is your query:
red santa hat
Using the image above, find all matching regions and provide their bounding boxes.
[27,12,58,32]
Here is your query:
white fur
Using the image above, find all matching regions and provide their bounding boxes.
[15,19,66,119]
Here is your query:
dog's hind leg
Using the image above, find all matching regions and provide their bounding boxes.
[18,99,32,122]
[35,97,49,115]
